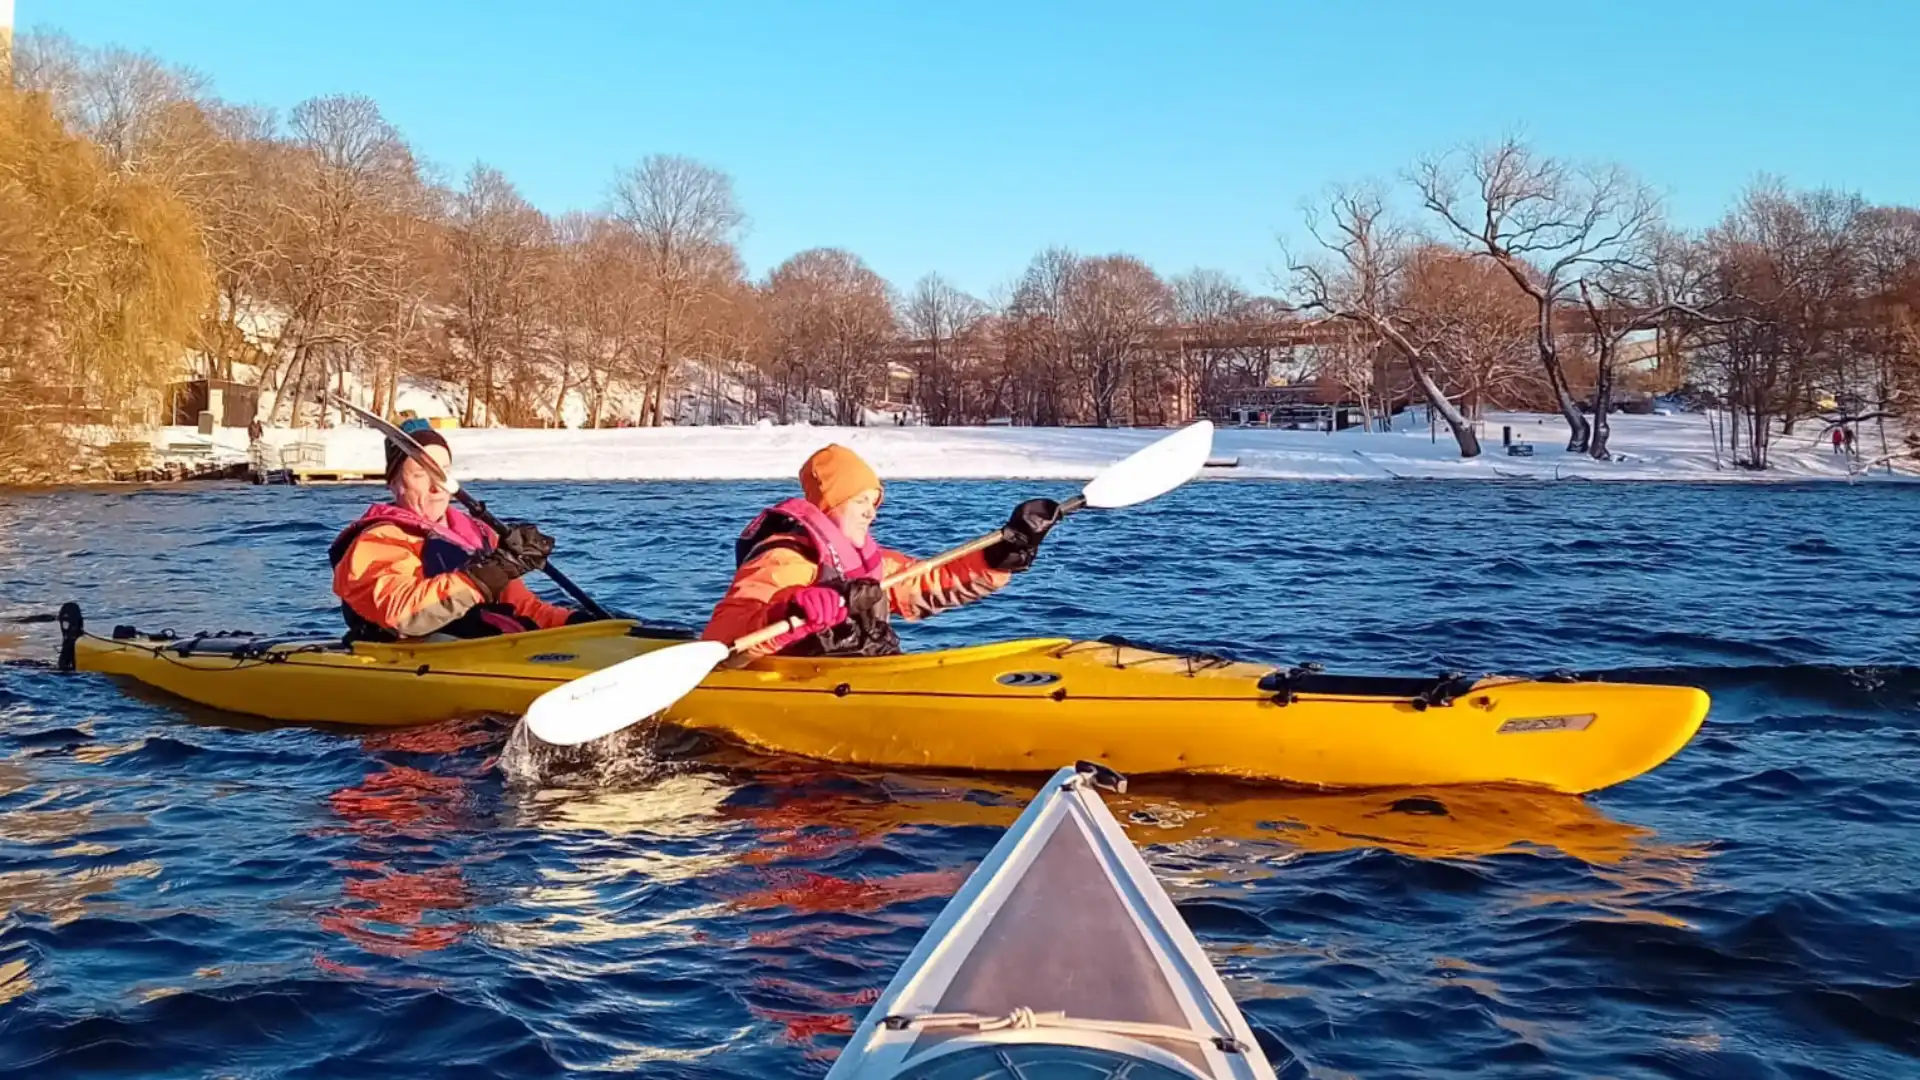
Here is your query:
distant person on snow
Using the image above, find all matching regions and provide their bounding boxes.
[1833,428,1845,455]
[328,418,588,641]
[702,443,1062,658]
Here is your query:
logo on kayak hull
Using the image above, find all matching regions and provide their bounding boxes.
[1498,713,1595,734]
[528,653,578,663]
[996,671,1062,687]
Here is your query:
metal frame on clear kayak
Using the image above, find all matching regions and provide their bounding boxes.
[827,761,1279,1080]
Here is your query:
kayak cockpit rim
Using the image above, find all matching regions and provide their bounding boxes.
[867,1025,1237,1079]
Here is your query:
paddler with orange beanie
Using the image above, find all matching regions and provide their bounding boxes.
[703,444,1063,657]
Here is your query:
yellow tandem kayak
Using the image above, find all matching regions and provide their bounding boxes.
[59,605,1708,793]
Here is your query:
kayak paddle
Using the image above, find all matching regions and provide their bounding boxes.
[523,419,1215,746]
[326,395,614,620]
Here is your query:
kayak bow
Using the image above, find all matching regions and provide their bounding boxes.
[827,761,1277,1080]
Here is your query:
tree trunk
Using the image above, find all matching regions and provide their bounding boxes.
[1539,346,1590,452]
[1408,360,1480,458]
[585,365,604,429]
[1588,344,1616,460]
[654,360,674,426]
[640,376,658,428]
[280,348,313,427]
[553,359,573,429]
[481,354,497,427]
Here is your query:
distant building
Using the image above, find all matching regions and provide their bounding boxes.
[166,378,260,428]
[1215,383,1367,430]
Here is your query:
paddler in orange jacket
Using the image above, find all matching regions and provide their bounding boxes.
[703,443,1063,657]
[328,419,587,642]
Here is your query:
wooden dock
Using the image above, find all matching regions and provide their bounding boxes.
[291,467,381,485]
[254,467,382,486]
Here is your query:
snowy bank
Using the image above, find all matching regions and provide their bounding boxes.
[162,410,1917,484]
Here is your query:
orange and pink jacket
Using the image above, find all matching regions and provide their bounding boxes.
[703,497,1009,655]
[329,504,572,639]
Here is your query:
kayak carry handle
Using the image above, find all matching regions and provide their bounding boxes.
[56,602,82,673]
[1071,759,1128,794]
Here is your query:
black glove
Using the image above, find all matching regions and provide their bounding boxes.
[842,578,890,625]
[983,498,1062,573]
[565,609,602,625]
[464,522,554,600]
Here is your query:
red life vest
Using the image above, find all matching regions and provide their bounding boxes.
[327,503,534,642]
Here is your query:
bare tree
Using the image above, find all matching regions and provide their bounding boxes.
[1399,246,1536,421]
[903,273,985,426]
[1571,229,1730,459]
[611,154,745,426]
[1694,183,1868,468]
[446,164,549,426]
[1853,207,1920,467]
[763,248,897,425]
[1065,255,1171,426]
[1289,183,1481,457]
[1310,321,1388,433]
[1004,249,1082,425]
[10,32,209,176]
[550,214,651,428]
[1415,137,1660,452]
[261,95,425,426]
[1171,269,1253,423]
[13,32,283,385]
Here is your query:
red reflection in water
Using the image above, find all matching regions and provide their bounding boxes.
[741,920,896,951]
[316,726,488,962]
[316,864,473,956]
[326,765,467,834]
[728,867,970,915]
[724,787,877,866]
[749,1004,855,1042]
[753,976,880,1009]
[359,717,500,755]
[310,953,445,989]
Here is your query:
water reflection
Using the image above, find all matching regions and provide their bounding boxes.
[0,766,157,929]
[484,771,743,954]
[314,721,492,960]
[713,769,1687,868]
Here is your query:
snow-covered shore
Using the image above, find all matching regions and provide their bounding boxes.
[167,410,1916,484]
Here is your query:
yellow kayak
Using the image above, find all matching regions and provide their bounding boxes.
[59,605,1708,793]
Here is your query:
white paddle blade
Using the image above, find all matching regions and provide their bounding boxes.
[522,640,730,746]
[331,394,461,494]
[1079,420,1215,509]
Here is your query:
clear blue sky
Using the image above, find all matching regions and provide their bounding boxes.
[23,0,1919,298]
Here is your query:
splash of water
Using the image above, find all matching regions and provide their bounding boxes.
[496,715,677,790]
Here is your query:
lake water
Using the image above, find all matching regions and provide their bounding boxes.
[2,478,1918,1077]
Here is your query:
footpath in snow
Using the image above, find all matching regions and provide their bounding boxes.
[184,411,1915,484]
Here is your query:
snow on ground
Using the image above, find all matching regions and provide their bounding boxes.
[154,409,1916,484]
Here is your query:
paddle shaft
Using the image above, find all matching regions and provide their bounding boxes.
[328,396,613,620]
[729,495,1087,654]
[452,490,612,620]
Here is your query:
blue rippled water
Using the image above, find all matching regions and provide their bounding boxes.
[3,478,1920,1077]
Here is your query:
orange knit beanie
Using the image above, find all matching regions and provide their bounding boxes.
[799,444,883,510]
